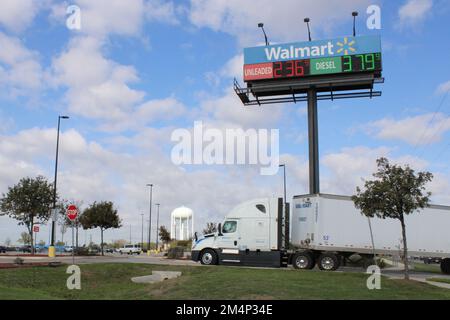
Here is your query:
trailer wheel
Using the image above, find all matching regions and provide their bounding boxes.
[318,253,340,271]
[440,258,450,274]
[292,252,315,270]
[200,249,218,265]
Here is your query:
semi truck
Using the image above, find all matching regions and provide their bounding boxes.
[191,194,450,274]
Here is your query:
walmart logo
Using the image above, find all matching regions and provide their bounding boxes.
[336,37,356,55]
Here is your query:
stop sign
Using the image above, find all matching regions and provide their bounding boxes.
[33,225,39,233]
[67,204,78,221]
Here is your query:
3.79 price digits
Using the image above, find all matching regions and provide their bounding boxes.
[342,53,381,73]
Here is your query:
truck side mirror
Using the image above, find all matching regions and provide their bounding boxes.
[194,232,198,242]
[217,223,223,236]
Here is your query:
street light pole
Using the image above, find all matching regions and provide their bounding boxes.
[146,184,153,254]
[155,203,160,251]
[141,213,144,249]
[49,115,69,258]
[279,164,286,212]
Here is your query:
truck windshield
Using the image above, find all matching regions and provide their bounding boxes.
[222,221,237,233]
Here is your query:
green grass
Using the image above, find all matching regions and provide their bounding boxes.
[0,263,450,300]
[426,278,450,285]
[412,263,442,274]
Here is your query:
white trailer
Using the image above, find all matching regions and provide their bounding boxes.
[191,194,450,273]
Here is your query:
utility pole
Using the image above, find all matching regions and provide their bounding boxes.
[141,213,144,248]
[49,115,69,258]
[146,184,153,253]
[155,204,160,251]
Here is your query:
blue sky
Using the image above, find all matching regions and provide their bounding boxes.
[0,0,449,245]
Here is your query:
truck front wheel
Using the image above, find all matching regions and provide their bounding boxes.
[318,253,340,271]
[200,249,218,265]
[292,251,315,270]
[440,258,450,274]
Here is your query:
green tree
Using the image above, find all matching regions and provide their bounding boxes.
[81,201,122,256]
[352,157,433,280]
[18,232,32,245]
[112,239,127,249]
[202,222,217,235]
[159,226,171,244]
[0,176,55,254]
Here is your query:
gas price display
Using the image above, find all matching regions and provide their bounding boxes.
[243,53,382,82]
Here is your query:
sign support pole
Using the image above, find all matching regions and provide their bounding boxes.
[307,88,320,194]
[72,221,75,265]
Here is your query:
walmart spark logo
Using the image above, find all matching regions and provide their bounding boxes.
[336,37,356,55]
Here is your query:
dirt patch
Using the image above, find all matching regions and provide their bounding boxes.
[0,254,66,257]
[240,294,276,300]
[0,262,65,269]
[146,276,187,298]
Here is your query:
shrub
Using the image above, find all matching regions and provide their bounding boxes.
[167,246,185,259]
[173,240,192,248]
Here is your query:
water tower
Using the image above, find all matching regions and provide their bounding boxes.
[171,206,194,241]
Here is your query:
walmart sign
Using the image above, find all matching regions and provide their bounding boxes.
[244,35,381,65]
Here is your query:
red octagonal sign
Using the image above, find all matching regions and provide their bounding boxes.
[67,204,78,221]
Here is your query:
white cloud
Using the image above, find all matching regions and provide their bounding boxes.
[0,32,44,97]
[188,0,372,44]
[73,0,146,38]
[0,0,41,32]
[437,80,450,94]
[145,0,181,25]
[321,146,433,195]
[398,0,433,27]
[99,97,187,131]
[198,88,284,129]
[51,36,186,131]
[365,113,450,145]
[49,0,181,38]
[321,146,390,194]
[52,36,144,121]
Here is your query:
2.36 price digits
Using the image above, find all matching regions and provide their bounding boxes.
[273,60,310,78]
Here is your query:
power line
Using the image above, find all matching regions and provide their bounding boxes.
[411,90,449,157]
[431,140,450,165]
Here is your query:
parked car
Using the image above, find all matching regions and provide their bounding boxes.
[64,246,74,253]
[0,246,6,253]
[20,245,41,253]
[105,248,114,253]
[88,247,100,254]
[118,244,141,255]
[423,257,442,264]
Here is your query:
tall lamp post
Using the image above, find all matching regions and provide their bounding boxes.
[49,115,69,258]
[140,213,144,250]
[279,164,287,212]
[146,184,153,255]
[155,203,160,251]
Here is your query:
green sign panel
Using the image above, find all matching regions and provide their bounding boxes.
[310,57,342,75]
